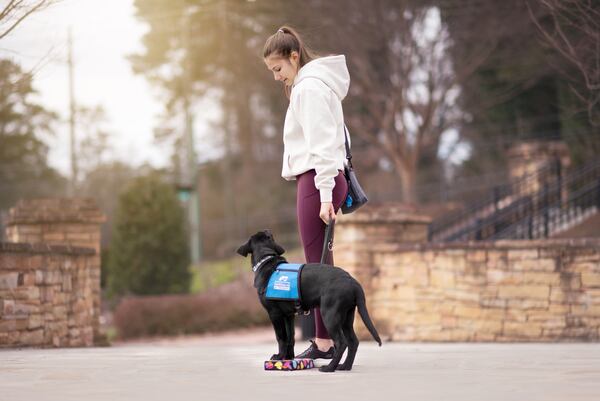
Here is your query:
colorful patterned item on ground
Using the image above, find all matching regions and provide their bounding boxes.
[264,359,315,371]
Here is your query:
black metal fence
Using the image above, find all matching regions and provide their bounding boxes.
[0,210,7,242]
[429,158,600,241]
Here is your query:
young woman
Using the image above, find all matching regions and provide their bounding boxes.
[263,26,349,360]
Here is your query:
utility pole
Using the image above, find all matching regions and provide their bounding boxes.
[67,27,78,195]
[181,11,202,265]
[219,0,238,241]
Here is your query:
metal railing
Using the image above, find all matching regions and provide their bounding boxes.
[490,162,600,240]
[428,158,563,241]
[0,210,7,242]
[429,158,600,242]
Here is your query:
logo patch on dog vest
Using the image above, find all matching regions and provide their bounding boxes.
[265,263,304,301]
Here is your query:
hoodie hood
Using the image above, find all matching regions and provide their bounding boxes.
[293,55,350,101]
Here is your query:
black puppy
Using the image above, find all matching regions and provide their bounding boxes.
[237,230,382,372]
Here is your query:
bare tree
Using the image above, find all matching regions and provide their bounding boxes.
[0,0,58,40]
[298,0,509,203]
[527,0,600,126]
[351,6,463,204]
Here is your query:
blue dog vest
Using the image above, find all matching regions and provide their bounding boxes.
[265,263,304,301]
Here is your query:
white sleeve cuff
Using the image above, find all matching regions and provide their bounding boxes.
[319,188,333,203]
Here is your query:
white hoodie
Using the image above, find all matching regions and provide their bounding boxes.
[281,55,350,203]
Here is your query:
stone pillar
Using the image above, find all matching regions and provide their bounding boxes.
[335,203,431,280]
[5,199,105,252]
[506,141,571,195]
[334,204,431,338]
[0,243,96,347]
[5,199,106,344]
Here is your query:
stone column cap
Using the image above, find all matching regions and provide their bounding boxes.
[506,140,570,158]
[0,241,96,255]
[337,203,432,224]
[6,198,106,225]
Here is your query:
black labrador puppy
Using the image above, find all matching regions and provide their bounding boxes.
[237,230,382,372]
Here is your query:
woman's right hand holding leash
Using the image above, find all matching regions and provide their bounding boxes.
[319,202,336,224]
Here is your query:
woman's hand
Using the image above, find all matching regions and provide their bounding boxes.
[319,202,336,225]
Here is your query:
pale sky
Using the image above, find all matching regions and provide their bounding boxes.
[1,0,170,175]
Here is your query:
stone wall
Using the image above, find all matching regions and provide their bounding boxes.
[0,243,97,347]
[0,199,105,347]
[334,205,430,328]
[336,208,600,342]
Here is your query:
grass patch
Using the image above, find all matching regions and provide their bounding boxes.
[189,247,305,294]
[190,259,239,293]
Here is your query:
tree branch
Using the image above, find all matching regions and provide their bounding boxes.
[0,0,56,40]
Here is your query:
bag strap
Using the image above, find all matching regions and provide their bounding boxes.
[343,125,353,168]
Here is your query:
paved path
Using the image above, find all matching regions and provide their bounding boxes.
[1,329,600,401]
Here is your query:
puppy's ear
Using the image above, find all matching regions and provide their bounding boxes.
[274,242,285,255]
[237,240,251,257]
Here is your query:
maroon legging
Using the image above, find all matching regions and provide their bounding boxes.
[296,169,348,340]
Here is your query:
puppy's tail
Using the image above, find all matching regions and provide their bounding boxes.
[355,283,382,346]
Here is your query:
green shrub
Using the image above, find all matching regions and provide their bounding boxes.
[107,173,190,296]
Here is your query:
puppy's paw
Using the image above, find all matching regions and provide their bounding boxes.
[318,365,336,373]
[270,354,284,360]
[336,364,351,371]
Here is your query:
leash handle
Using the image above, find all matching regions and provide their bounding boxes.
[320,218,335,265]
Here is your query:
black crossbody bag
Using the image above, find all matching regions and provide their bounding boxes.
[341,125,368,214]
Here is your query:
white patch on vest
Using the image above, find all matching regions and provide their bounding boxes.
[274,276,291,291]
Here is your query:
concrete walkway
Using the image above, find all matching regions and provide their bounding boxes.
[1,328,599,401]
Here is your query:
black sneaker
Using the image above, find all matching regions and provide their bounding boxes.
[295,340,334,360]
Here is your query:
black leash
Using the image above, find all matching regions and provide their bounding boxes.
[295,219,336,317]
[320,218,335,265]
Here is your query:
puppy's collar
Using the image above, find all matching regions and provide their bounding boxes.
[252,255,276,272]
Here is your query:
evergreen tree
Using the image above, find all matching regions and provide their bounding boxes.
[0,58,65,210]
[107,173,190,296]
[130,0,291,253]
